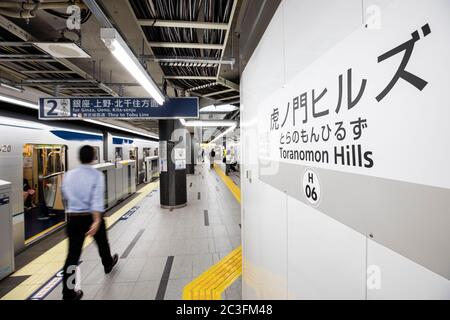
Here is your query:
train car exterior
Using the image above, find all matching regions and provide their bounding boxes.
[105,133,159,185]
[0,110,158,254]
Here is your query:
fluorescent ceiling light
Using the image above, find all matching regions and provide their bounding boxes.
[33,42,91,58]
[0,94,38,109]
[101,28,165,105]
[209,125,237,145]
[0,82,24,93]
[200,104,238,113]
[181,119,237,127]
[0,94,159,140]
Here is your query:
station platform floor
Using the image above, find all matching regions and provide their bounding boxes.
[0,164,242,300]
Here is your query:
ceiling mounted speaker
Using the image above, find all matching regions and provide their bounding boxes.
[33,42,91,58]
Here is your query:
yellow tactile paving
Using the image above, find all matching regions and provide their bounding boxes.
[6,285,41,300]
[183,246,242,300]
[183,166,242,300]
[1,181,159,300]
[12,263,47,277]
[214,166,241,204]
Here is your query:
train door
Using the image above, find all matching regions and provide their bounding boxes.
[23,144,67,244]
[129,147,139,184]
[143,148,151,182]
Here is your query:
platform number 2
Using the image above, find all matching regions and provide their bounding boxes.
[46,100,59,116]
[44,99,71,118]
[303,169,321,206]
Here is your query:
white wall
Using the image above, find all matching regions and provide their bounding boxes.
[241,0,450,300]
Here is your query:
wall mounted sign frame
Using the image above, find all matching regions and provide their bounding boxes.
[39,97,199,120]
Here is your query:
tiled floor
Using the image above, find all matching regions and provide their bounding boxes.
[43,164,242,300]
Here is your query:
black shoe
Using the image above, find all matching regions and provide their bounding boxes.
[104,254,119,274]
[63,290,83,301]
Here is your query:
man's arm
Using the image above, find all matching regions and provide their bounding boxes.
[61,174,69,212]
[86,172,105,237]
[86,212,102,237]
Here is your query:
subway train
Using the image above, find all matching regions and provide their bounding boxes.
[0,110,159,254]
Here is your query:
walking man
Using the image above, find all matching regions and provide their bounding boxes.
[61,145,118,300]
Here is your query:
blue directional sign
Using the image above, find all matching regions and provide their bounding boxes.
[39,97,199,120]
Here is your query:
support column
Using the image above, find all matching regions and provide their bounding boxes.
[159,120,187,209]
[192,133,197,167]
[194,127,202,165]
[186,132,195,175]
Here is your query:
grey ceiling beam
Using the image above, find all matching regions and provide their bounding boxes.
[138,19,228,30]
[0,54,51,58]
[150,57,235,66]
[21,79,94,84]
[163,75,217,81]
[216,0,239,78]
[67,93,111,96]
[0,42,34,47]
[59,87,102,90]
[0,15,32,41]
[218,95,240,101]
[0,64,27,81]
[148,42,224,50]
[219,99,240,105]
[0,58,54,63]
[21,70,77,75]
[54,58,119,97]
[203,88,236,97]
[217,76,239,91]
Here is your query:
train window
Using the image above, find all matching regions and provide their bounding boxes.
[129,148,137,160]
[40,146,65,176]
[93,147,100,164]
[115,147,123,161]
[143,148,151,158]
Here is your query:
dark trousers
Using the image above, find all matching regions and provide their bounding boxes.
[62,215,113,297]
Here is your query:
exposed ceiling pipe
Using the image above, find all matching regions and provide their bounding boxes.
[0,1,86,10]
[0,1,87,19]
[0,8,36,19]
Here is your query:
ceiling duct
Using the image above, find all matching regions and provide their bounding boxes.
[33,42,91,58]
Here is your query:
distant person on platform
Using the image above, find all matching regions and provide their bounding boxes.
[61,145,118,300]
[210,149,216,169]
[23,178,36,210]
